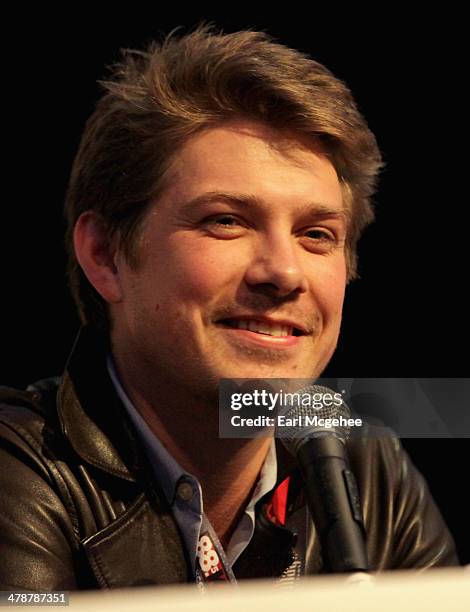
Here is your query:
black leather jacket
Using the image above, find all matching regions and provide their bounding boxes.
[0,329,459,590]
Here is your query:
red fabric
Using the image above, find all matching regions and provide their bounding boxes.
[266,477,290,526]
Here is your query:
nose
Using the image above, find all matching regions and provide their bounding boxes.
[244,231,308,298]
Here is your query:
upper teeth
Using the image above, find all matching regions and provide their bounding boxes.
[232,320,293,337]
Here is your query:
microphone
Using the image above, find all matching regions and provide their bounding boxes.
[278,385,369,573]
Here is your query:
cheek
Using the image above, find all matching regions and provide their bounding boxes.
[163,237,245,302]
[313,257,347,322]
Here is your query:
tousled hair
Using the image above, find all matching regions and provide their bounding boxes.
[65,23,383,331]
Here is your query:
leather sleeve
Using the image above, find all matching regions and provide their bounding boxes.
[348,435,459,569]
[0,414,79,590]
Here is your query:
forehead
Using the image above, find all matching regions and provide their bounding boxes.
[159,120,343,210]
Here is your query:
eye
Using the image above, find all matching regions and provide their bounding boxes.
[201,214,247,238]
[208,214,240,227]
[304,228,336,241]
[300,226,342,254]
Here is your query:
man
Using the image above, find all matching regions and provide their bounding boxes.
[0,25,458,590]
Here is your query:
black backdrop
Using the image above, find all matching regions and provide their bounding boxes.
[1,7,468,563]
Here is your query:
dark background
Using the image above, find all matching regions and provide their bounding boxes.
[1,8,468,563]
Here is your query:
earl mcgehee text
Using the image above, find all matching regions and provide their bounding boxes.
[230,415,363,428]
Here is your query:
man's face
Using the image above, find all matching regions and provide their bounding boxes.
[111,120,347,399]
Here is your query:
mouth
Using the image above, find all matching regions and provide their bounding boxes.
[216,317,307,338]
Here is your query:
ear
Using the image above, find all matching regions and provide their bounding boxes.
[73,211,123,304]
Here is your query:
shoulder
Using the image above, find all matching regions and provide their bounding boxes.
[346,431,459,568]
[0,377,62,451]
[346,430,407,484]
[0,377,61,415]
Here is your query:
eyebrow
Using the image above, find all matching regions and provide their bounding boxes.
[179,191,350,223]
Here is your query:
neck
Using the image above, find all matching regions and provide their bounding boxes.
[112,355,272,547]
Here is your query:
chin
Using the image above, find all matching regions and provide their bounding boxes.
[219,364,310,381]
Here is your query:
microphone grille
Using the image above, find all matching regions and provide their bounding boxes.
[277,384,351,455]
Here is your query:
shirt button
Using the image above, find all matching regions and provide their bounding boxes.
[177,482,194,502]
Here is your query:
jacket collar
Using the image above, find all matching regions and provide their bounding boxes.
[57,326,145,482]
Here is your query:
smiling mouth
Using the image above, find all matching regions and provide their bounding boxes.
[217,318,305,338]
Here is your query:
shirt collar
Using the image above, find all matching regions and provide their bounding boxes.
[106,354,194,506]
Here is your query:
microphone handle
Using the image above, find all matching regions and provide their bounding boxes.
[297,435,369,573]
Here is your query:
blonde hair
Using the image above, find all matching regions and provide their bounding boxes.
[65,24,383,331]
